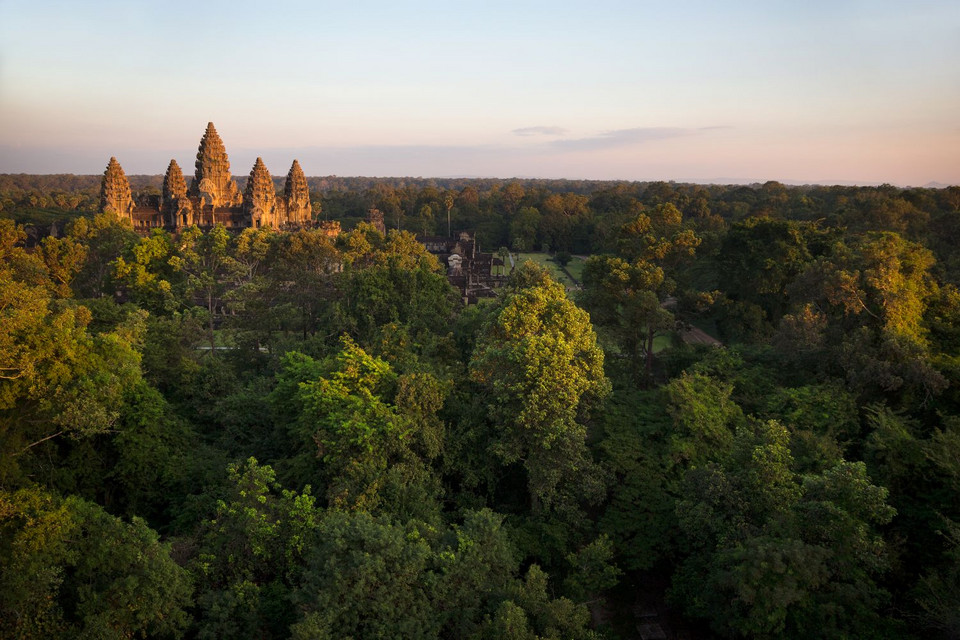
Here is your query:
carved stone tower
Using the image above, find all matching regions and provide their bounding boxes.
[284,159,311,226]
[99,157,134,220]
[162,159,192,228]
[244,157,276,228]
[367,208,386,235]
[189,122,242,210]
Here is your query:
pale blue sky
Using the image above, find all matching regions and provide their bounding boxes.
[1,0,958,184]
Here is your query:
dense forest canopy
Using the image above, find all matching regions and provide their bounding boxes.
[2,174,960,639]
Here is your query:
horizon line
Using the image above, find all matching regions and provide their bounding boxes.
[0,171,954,190]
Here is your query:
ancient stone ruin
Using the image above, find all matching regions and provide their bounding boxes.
[419,231,507,302]
[189,122,242,210]
[99,157,135,218]
[244,157,276,229]
[284,160,312,226]
[162,159,192,228]
[367,208,386,235]
[103,123,316,233]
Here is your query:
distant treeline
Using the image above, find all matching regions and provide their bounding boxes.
[3,173,959,276]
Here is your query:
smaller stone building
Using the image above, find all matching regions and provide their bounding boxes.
[418,232,507,302]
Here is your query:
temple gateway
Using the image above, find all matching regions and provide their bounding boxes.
[99,122,313,232]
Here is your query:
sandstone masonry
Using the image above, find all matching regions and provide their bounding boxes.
[102,123,315,233]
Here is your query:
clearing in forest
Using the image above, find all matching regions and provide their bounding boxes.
[512,252,586,288]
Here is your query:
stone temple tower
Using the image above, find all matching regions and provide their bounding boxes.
[244,157,277,228]
[189,122,242,210]
[284,159,311,226]
[99,157,134,220]
[162,159,193,228]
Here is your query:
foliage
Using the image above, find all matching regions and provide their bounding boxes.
[0,486,191,639]
[672,420,897,638]
[470,264,610,514]
[4,177,960,638]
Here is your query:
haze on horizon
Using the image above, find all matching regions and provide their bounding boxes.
[1,0,957,187]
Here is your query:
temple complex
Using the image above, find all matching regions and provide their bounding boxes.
[104,122,315,233]
[98,122,505,301]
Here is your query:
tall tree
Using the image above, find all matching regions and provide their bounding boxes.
[1,487,191,639]
[581,203,700,383]
[170,224,234,351]
[470,263,609,514]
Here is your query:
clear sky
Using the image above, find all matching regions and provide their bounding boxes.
[1,0,958,185]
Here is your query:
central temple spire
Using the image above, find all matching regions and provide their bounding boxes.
[189,122,241,209]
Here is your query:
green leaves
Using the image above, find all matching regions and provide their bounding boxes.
[276,337,448,516]
[0,487,191,640]
[0,248,147,482]
[470,267,609,513]
[673,423,897,638]
[190,458,320,639]
[290,508,596,640]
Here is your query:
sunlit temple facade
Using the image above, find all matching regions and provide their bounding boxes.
[99,123,314,232]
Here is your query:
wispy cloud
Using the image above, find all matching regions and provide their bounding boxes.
[551,127,698,151]
[512,126,568,137]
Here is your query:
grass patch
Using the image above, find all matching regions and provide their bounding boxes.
[512,252,588,288]
[564,256,587,282]
[652,334,673,353]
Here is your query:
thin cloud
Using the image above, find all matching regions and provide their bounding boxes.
[549,126,731,152]
[551,127,695,151]
[512,126,568,137]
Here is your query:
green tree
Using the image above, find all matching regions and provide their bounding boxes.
[580,204,700,383]
[672,420,897,638]
[1,236,145,483]
[599,374,742,571]
[275,338,445,518]
[67,211,139,298]
[39,234,87,298]
[790,231,945,403]
[470,264,609,514]
[0,487,191,640]
[334,229,458,351]
[290,507,597,640]
[510,206,540,252]
[717,217,822,328]
[191,458,319,640]
[291,511,440,640]
[112,228,181,313]
[913,519,960,639]
[580,255,672,382]
[262,228,339,341]
[170,224,234,351]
